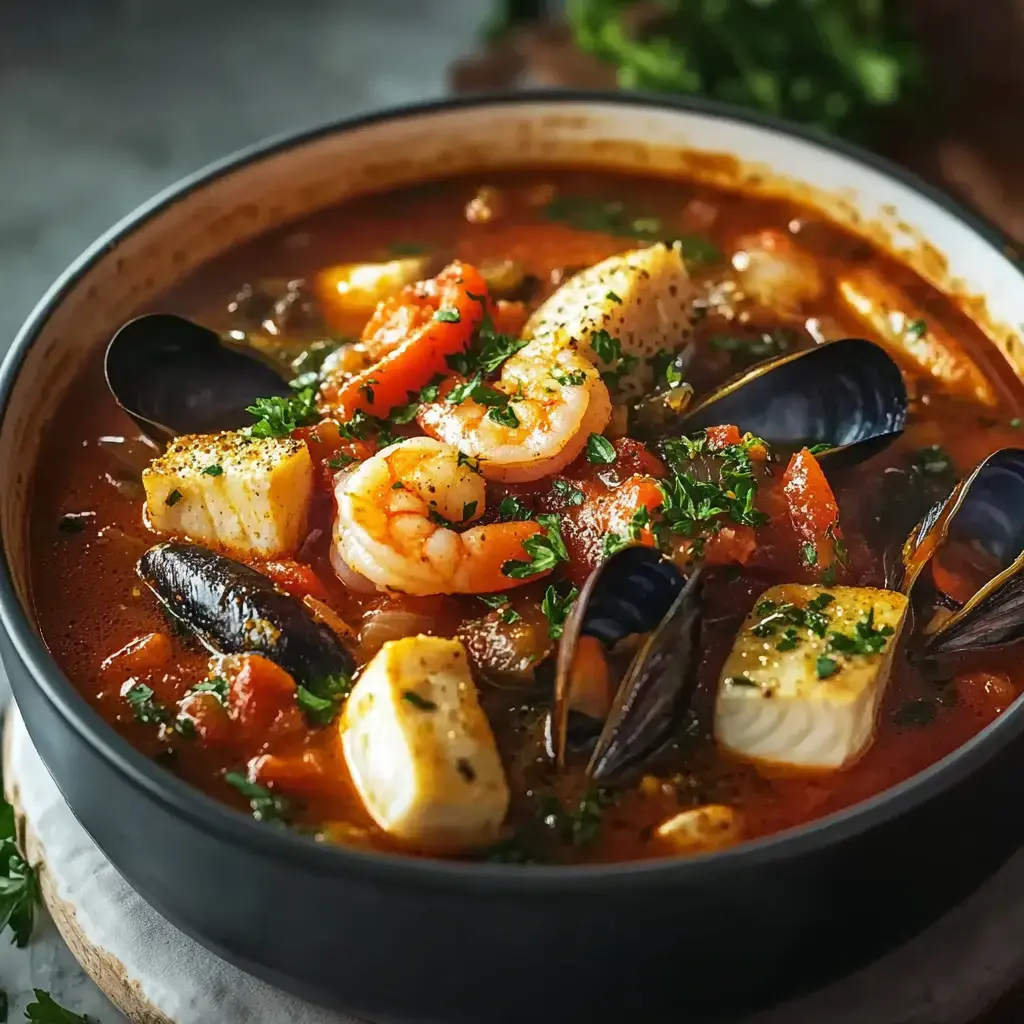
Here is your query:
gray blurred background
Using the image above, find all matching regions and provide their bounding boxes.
[0,0,491,351]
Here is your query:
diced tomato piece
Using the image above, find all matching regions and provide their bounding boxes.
[930,560,977,606]
[706,424,743,449]
[177,691,233,747]
[491,300,528,336]
[782,448,843,567]
[703,524,758,565]
[563,475,663,584]
[259,560,328,600]
[228,654,298,733]
[328,262,489,420]
[249,750,340,797]
[101,631,171,675]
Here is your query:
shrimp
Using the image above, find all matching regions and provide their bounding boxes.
[418,244,695,483]
[333,436,548,596]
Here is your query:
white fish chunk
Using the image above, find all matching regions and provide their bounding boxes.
[523,243,697,399]
[838,267,996,406]
[655,805,742,854]
[142,431,313,558]
[340,635,509,851]
[732,229,823,318]
[715,584,909,772]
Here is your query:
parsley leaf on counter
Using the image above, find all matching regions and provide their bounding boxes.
[24,990,96,1023]
[0,783,40,949]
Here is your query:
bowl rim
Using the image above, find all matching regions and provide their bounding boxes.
[4,88,1024,892]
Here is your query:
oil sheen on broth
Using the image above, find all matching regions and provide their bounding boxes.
[29,168,1024,865]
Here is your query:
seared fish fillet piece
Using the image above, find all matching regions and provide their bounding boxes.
[524,243,697,399]
[715,584,909,772]
[341,636,509,851]
[142,431,313,558]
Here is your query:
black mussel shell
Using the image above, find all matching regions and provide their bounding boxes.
[586,566,703,782]
[681,338,907,468]
[138,541,354,684]
[549,546,689,770]
[106,314,290,444]
[902,448,1024,656]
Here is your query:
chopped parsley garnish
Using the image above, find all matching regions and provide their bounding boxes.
[673,234,724,267]
[246,387,319,438]
[551,368,588,386]
[606,290,623,303]
[402,690,438,711]
[57,513,91,534]
[585,433,616,464]
[726,675,759,688]
[202,464,223,476]
[893,698,936,727]
[806,443,832,455]
[0,785,41,948]
[387,241,428,256]
[165,489,182,507]
[462,501,478,520]
[488,402,521,429]
[911,445,953,478]
[801,542,818,566]
[905,318,928,340]
[541,584,579,639]
[433,307,461,323]
[708,329,794,360]
[1012,418,1022,429]
[125,682,168,725]
[446,296,528,376]
[497,495,533,521]
[456,758,477,782]
[776,628,800,652]
[297,671,354,727]
[190,676,229,703]
[224,771,289,823]
[551,479,585,506]
[603,507,651,558]
[588,329,639,392]
[827,608,894,657]
[816,655,838,679]
[543,195,662,240]
[446,373,520,428]
[359,379,377,403]
[457,451,481,473]
[538,788,614,846]
[648,348,686,388]
[501,513,569,578]
[478,594,522,625]
[327,452,357,470]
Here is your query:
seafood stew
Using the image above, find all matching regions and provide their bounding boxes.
[30,168,1024,866]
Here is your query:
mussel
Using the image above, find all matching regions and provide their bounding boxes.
[899,448,1024,657]
[549,546,702,781]
[105,314,290,444]
[681,337,907,467]
[138,541,354,684]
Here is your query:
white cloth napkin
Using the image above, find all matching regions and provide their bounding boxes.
[9,705,1024,1024]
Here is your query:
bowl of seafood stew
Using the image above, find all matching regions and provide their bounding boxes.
[4,92,1024,1023]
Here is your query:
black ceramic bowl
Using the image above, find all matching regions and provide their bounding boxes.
[4,93,1024,1024]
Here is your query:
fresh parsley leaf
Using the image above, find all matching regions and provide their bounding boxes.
[202,464,223,477]
[726,675,759,688]
[190,676,228,703]
[125,682,168,725]
[541,585,579,639]
[816,656,838,679]
[488,402,520,429]
[0,798,40,949]
[23,990,96,1023]
[911,445,953,478]
[387,241,428,256]
[585,433,616,464]
[402,690,438,711]
[538,788,614,846]
[497,495,533,521]
[893,698,936,727]
[708,330,794,360]
[551,368,588,386]
[673,234,723,266]
[434,308,461,323]
[501,513,569,578]
[246,387,319,438]
[296,687,337,726]
[551,479,585,506]
[802,542,818,566]
[543,195,662,239]
[224,771,289,823]
[327,452,357,470]
[165,489,182,507]
[905,318,928,340]
[478,594,522,625]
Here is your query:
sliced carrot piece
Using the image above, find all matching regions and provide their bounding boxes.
[330,262,488,421]
[101,632,172,675]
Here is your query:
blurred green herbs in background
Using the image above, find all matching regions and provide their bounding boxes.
[487,0,929,147]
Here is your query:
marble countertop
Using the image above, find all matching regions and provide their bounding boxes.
[0,0,484,1017]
